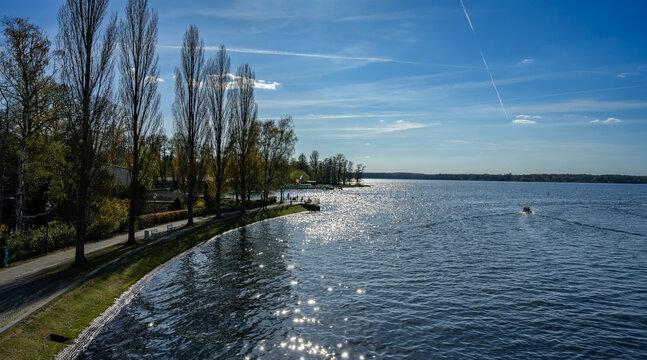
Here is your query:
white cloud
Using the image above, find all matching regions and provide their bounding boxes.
[371,120,428,133]
[512,119,536,125]
[210,73,279,90]
[516,114,542,119]
[512,114,540,124]
[254,79,280,90]
[616,72,644,78]
[520,58,534,64]
[145,75,163,84]
[590,117,621,124]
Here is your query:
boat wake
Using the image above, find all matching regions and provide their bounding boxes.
[535,214,647,238]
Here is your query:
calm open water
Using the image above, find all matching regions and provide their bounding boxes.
[80,180,647,359]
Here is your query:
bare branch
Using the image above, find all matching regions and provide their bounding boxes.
[56,0,117,265]
[172,25,207,225]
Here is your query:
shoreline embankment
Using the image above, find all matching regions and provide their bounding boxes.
[0,204,309,360]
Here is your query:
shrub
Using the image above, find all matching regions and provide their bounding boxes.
[137,209,188,228]
[5,222,76,262]
[0,224,9,247]
[193,198,206,216]
[88,197,129,239]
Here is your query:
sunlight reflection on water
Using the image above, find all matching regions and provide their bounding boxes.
[82,180,647,359]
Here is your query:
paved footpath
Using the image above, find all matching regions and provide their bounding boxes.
[0,214,216,288]
[0,205,294,335]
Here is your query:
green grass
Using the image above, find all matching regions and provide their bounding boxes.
[0,205,307,360]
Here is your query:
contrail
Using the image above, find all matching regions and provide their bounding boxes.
[459,0,510,122]
[157,45,481,69]
[460,0,474,31]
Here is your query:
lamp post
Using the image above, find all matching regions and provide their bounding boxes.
[152,192,158,225]
[44,201,53,254]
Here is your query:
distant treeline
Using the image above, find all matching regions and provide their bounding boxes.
[363,172,647,184]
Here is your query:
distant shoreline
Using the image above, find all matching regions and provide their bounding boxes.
[364,172,647,184]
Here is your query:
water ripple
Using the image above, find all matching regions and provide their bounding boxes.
[81,180,647,359]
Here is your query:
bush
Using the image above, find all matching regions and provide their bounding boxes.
[0,224,9,247]
[137,209,188,229]
[89,197,129,239]
[193,198,206,216]
[5,222,76,262]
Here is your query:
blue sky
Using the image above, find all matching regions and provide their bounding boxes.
[4,0,647,175]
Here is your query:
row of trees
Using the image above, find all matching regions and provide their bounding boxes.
[0,0,297,266]
[295,151,365,185]
[171,27,298,221]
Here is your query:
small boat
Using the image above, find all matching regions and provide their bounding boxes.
[522,206,531,213]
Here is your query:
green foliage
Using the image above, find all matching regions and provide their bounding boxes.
[0,224,9,247]
[89,197,129,238]
[193,198,206,216]
[289,169,309,184]
[5,222,76,262]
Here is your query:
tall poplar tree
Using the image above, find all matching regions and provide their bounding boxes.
[57,0,117,266]
[119,0,162,243]
[173,25,207,225]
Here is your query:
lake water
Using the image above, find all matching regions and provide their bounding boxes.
[80,180,647,359]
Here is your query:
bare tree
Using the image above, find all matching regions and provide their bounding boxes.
[173,25,207,225]
[119,0,162,243]
[355,163,366,185]
[334,153,346,185]
[57,0,117,266]
[228,64,258,213]
[258,116,296,202]
[309,150,319,181]
[206,45,230,218]
[346,160,354,184]
[0,17,55,230]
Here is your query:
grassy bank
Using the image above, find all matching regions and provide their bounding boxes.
[0,205,307,360]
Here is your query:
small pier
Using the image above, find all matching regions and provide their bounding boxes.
[301,199,321,211]
[286,198,321,211]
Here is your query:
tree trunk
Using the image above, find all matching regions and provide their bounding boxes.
[127,143,139,243]
[187,159,195,225]
[171,151,177,188]
[215,151,222,218]
[240,174,246,214]
[15,139,26,231]
[75,151,89,266]
[75,40,92,267]
[215,187,222,218]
